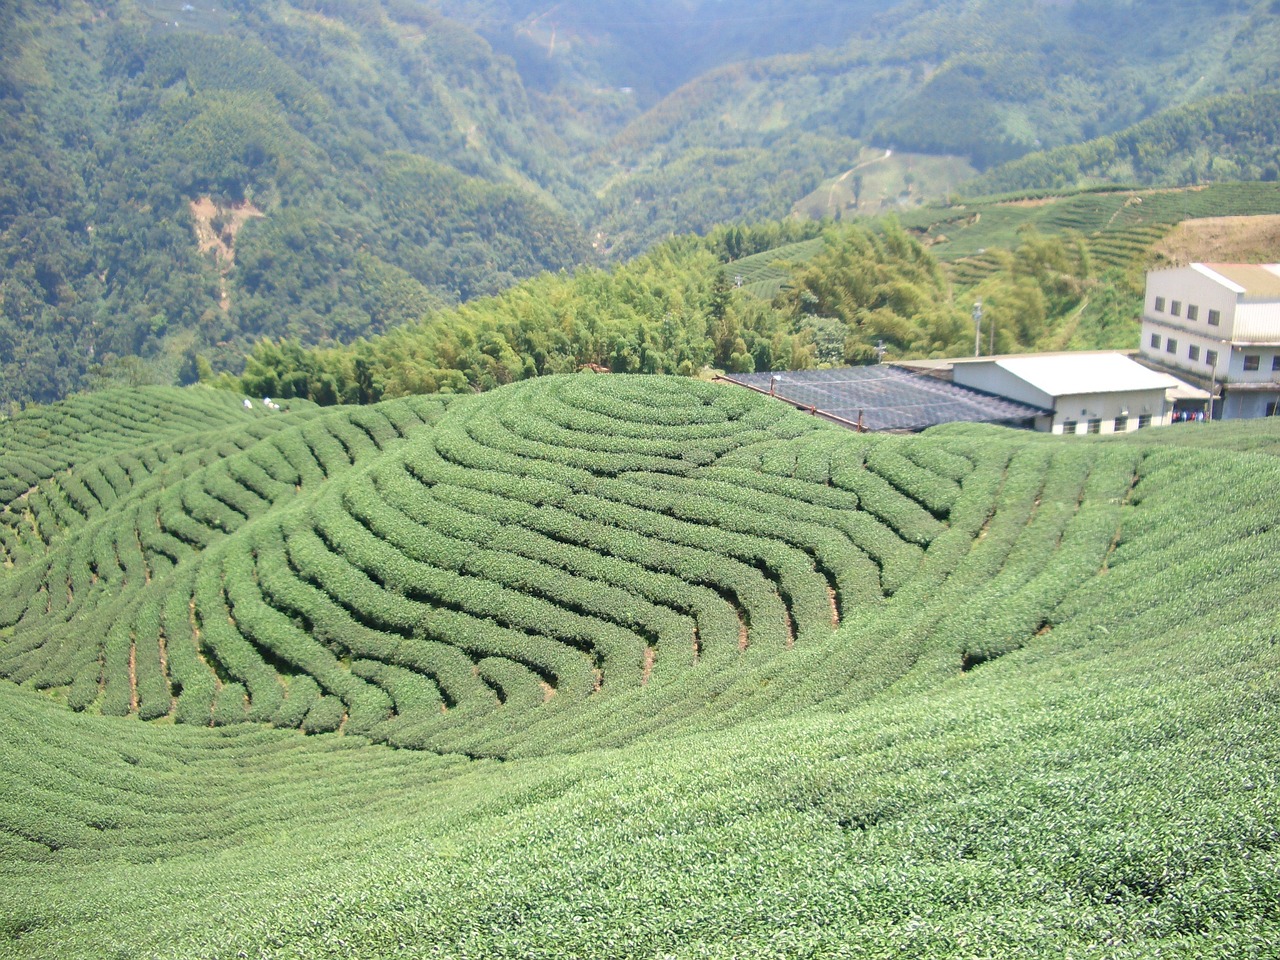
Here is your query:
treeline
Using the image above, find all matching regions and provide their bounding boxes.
[967,92,1280,195]
[236,218,1103,404]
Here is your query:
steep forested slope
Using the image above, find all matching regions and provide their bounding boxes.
[0,0,588,406]
[967,90,1280,194]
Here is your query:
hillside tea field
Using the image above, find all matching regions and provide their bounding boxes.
[1,378,1278,958]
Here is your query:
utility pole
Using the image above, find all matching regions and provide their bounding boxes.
[1208,362,1217,422]
[1207,342,1227,422]
[972,300,983,357]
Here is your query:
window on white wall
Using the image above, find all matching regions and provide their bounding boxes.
[1171,300,1182,316]
[1206,349,1218,368]
[1245,355,1260,371]
[1114,416,1128,432]
[1166,338,1178,354]
[1189,345,1200,362]
[1150,333,1161,349]
[1208,309,1221,326]
[1154,297,1166,312]
[1187,304,1199,321]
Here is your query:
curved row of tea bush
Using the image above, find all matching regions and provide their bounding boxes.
[0,387,271,505]
[0,375,1178,759]
[6,376,1280,957]
[0,392,452,725]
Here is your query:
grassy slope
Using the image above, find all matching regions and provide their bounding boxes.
[2,380,1279,957]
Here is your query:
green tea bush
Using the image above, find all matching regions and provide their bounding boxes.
[301,694,346,735]
[6,375,1276,762]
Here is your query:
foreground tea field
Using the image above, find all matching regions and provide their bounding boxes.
[2,378,1278,958]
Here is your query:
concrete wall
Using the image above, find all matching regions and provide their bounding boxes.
[1144,266,1240,339]
[1222,389,1280,420]
[1138,320,1229,380]
[1051,388,1169,435]
[1222,344,1280,382]
[951,362,1053,409]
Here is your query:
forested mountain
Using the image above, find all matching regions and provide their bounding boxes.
[591,0,1280,253]
[0,0,589,406]
[3,0,1280,407]
[966,91,1280,194]
[434,0,901,106]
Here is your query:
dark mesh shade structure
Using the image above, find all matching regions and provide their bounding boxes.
[721,366,1049,432]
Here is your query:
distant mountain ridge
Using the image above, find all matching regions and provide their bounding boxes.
[967,91,1280,194]
[589,0,1280,252]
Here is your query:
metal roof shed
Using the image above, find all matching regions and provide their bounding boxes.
[718,366,1048,433]
[951,353,1182,434]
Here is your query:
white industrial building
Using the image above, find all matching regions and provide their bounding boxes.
[946,353,1184,434]
[1137,263,1280,419]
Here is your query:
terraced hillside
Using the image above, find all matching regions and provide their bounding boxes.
[2,378,1279,956]
[905,181,1280,272]
[725,183,1280,304]
[2,377,1145,758]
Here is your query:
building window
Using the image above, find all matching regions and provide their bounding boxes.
[1245,354,1260,371]
[1087,419,1102,434]
[1171,300,1182,316]
[1206,349,1218,368]
[1114,416,1129,432]
[1166,338,1178,354]
[1273,356,1280,372]
[1208,309,1221,326]
[1268,402,1279,417]
[1150,333,1161,349]
[1062,420,1078,435]
[1188,345,1200,362]
[1187,304,1199,321]
[1137,414,1152,429]
[1154,296,1166,312]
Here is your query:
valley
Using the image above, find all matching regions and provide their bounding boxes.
[3,5,1280,954]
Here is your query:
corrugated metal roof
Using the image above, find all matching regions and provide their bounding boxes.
[1200,263,1280,301]
[991,353,1181,397]
[721,366,1048,432]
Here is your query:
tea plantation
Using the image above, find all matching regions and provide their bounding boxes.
[1,377,1277,957]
